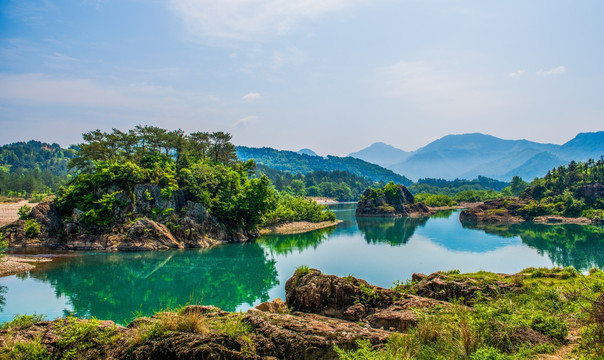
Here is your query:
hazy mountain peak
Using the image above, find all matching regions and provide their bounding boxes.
[348,142,410,168]
[297,148,319,156]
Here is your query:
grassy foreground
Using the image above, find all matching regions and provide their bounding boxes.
[338,267,604,360]
[1,267,603,359]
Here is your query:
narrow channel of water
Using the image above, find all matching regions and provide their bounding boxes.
[1,204,602,324]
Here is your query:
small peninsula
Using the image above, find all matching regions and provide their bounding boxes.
[356,182,433,217]
[460,159,604,225]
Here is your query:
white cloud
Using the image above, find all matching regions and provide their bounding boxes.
[375,61,501,118]
[168,0,361,40]
[242,92,261,102]
[234,115,258,127]
[508,70,525,78]
[537,66,566,76]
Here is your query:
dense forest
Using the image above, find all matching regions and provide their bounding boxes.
[54,126,334,232]
[237,146,412,185]
[0,141,76,197]
[254,164,376,202]
[518,158,604,219]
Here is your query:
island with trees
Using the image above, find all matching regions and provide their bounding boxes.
[460,159,604,225]
[0,126,337,251]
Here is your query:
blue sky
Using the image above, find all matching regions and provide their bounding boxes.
[1,0,603,155]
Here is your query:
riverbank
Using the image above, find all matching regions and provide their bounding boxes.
[259,219,343,235]
[0,200,37,227]
[0,254,53,277]
[1,267,601,359]
[309,196,339,205]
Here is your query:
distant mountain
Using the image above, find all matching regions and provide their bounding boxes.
[236,146,412,185]
[351,131,603,182]
[558,131,604,160]
[297,148,319,157]
[503,152,566,180]
[348,142,411,168]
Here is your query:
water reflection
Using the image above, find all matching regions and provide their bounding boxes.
[462,222,604,270]
[28,243,278,323]
[257,226,336,255]
[357,216,429,245]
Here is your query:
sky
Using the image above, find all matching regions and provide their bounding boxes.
[1,0,603,156]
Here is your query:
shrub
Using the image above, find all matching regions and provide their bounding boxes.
[531,315,568,341]
[0,313,46,330]
[295,265,311,277]
[55,318,118,360]
[0,340,50,360]
[17,204,32,219]
[24,219,41,238]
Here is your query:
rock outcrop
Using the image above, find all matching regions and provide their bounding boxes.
[2,270,568,360]
[1,184,245,251]
[410,272,521,304]
[355,184,433,218]
[285,269,450,332]
[459,198,527,224]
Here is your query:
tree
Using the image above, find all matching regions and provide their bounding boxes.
[510,176,529,196]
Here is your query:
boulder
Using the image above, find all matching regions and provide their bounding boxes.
[459,199,526,224]
[285,269,395,318]
[118,218,183,251]
[410,272,521,304]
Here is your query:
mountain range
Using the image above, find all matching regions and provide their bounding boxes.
[349,131,604,181]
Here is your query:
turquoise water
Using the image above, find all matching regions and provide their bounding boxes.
[1,204,602,324]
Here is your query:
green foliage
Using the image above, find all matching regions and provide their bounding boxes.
[516,159,604,218]
[453,190,502,203]
[0,140,75,198]
[24,219,40,238]
[0,313,46,330]
[238,146,412,185]
[17,204,32,219]
[531,314,568,341]
[294,265,311,277]
[354,283,379,306]
[255,164,378,202]
[414,193,456,207]
[408,176,509,197]
[1,340,51,360]
[54,318,118,360]
[262,193,335,226]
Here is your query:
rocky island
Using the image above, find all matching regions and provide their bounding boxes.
[0,127,337,252]
[355,182,433,217]
[1,267,602,359]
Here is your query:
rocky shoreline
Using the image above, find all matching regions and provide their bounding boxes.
[2,268,598,359]
[459,198,602,225]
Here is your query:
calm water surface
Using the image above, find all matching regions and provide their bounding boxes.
[1,204,603,324]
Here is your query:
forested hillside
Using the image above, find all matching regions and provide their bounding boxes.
[237,146,412,185]
[0,141,76,197]
[254,164,376,202]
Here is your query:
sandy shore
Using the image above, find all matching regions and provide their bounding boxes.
[309,197,339,205]
[0,200,38,227]
[259,220,343,235]
[0,255,55,277]
[429,202,483,211]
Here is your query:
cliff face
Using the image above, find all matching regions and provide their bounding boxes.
[355,184,432,217]
[1,184,244,251]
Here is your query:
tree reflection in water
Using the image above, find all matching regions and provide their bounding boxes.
[356,216,429,245]
[462,222,604,270]
[28,243,279,324]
